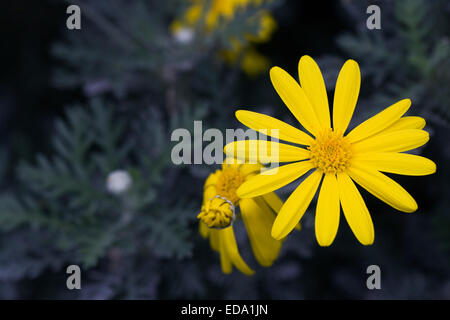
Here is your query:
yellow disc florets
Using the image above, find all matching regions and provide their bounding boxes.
[215,165,245,205]
[197,196,235,229]
[308,129,352,174]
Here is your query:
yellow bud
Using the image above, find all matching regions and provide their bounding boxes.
[197,196,235,229]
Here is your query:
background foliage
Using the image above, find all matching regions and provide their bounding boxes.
[0,0,448,299]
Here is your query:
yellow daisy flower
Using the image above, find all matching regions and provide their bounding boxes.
[224,55,436,246]
[171,0,272,32]
[222,45,271,77]
[198,160,285,275]
[171,0,277,76]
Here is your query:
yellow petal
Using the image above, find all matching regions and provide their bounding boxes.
[315,174,340,246]
[382,116,426,133]
[271,170,322,240]
[203,171,219,203]
[209,229,220,252]
[237,161,314,198]
[337,173,374,245]
[235,110,314,145]
[203,185,217,204]
[262,192,301,230]
[239,162,263,178]
[332,59,361,134]
[261,192,283,212]
[224,140,310,163]
[204,171,219,187]
[346,99,411,143]
[219,232,232,274]
[240,198,282,267]
[270,66,321,136]
[298,55,331,129]
[352,152,436,176]
[199,221,210,238]
[220,227,254,276]
[351,129,429,154]
[348,163,418,212]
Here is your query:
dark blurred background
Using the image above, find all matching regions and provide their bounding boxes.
[0,0,449,299]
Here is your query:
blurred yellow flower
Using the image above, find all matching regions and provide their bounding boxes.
[171,0,276,76]
[225,55,436,246]
[198,160,286,275]
[222,45,270,76]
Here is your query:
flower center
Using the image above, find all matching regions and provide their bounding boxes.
[215,167,245,205]
[308,129,352,174]
[197,196,235,229]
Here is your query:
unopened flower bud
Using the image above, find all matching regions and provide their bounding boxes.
[197,196,235,229]
[106,170,132,195]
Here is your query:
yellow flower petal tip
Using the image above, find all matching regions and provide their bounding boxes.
[360,238,375,246]
[417,118,426,129]
[269,66,280,73]
[317,238,335,247]
[299,54,313,62]
[269,66,282,82]
[407,204,418,213]
[430,161,437,174]
[345,59,359,68]
[398,196,418,213]
[270,226,284,241]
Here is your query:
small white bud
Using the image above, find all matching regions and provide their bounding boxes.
[173,28,194,44]
[106,170,132,195]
